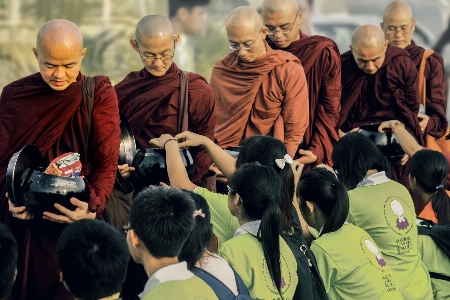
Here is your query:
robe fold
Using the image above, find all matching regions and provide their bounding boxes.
[406,41,447,138]
[115,63,215,185]
[339,45,423,145]
[0,72,120,299]
[267,31,341,165]
[211,41,309,157]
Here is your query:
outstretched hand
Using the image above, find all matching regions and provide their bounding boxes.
[43,198,96,223]
[149,134,175,149]
[296,149,317,165]
[175,131,208,148]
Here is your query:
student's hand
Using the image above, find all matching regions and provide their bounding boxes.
[43,198,96,223]
[400,154,409,166]
[292,161,305,186]
[338,128,359,138]
[296,149,317,165]
[149,134,175,149]
[8,198,34,220]
[176,131,208,148]
[378,120,401,132]
[118,164,135,178]
[418,113,429,134]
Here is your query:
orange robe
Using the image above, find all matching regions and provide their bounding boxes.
[211,41,309,157]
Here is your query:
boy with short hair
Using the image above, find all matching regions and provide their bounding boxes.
[126,186,218,299]
[56,219,130,300]
[0,223,18,300]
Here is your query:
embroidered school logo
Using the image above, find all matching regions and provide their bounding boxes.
[383,196,413,235]
[365,239,386,267]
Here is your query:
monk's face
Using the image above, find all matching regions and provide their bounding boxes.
[381,13,415,49]
[351,41,388,75]
[131,35,177,77]
[263,9,301,48]
[227,26,268,63]
[33,42,86,91]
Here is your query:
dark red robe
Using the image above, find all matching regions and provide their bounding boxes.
[406,41,448,137]
[115,63,215,185]
[267,31,341,165]
[339,45,423,145]
[0,72,120,300]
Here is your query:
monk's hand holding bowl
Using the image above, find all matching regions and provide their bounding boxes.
[118,164,135,179]
[42,198,96,223]
[418,113,429,134]
[297,149,317,165]
[8,195,34,220]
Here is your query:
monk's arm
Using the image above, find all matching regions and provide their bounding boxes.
[308,48,341,164]
[187,86,216,184]
[424,54,448,138]
[86,79,121,216]
[281,62,309,157]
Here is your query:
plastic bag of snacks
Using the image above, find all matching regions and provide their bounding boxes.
[44,152,83,178]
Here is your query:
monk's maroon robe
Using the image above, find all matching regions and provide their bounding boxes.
[0,72,120,299]
[115,63,215,185]
[267,31,341,165]
[406,41,448,137]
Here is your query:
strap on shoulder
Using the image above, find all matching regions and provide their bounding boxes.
[177,71,190,134]
[418,50,434,108]
[82,75,96,150]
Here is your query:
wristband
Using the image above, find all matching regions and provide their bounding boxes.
[163,138,177,150]
[391,122,405,133]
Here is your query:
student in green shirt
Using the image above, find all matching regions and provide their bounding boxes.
[297,167,403,299]
[332,133,433,300]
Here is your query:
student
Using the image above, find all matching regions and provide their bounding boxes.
[297,168,402,299]
[179,190,239,295]
[0,223,17,300]
[56,219,130,300]
[126,186,218,300]
[332,133,432,299]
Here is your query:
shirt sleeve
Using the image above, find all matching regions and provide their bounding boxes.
[195,187,240,245]
[310,242,341,294]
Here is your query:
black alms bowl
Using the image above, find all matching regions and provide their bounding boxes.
[6,145,88,213]
[358,124,405,165]
[119,115,137,166]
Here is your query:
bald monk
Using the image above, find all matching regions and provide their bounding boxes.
[0,20,120,299]
[211,6,309,158]
[115,15,215,187]
[262,0,340,166]
[382,1,448,138]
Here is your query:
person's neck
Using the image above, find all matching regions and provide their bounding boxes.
[142,254,179,278]
[366,169,379,177]
[417,189,437,205]
[238,217,258,226]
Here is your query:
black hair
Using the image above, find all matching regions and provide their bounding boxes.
[169,0,211,18]
[229,163,284,295]
[236,135,294,232]
[178,190,213,269]
[410,150,450,225]
[332,133,391,190]
[297,168,349,236]
[130,186,196,257]
[0,223,17,300]
[56,219,130,300]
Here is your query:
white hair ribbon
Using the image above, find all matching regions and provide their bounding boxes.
[275,154,293,169]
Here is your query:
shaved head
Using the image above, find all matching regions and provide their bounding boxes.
[36,19,84,52]
[227,6,263,32]
[352,25,386,50]
[383,1,413,23]
[381,1,415,48]
[135,15,174,44]
[262,0,298,14]
[351,25,388,75]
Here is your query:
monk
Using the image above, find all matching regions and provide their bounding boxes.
[211,6,309,158]
[115,15,215,188]
[381,1,448,138]
[0,20,120,299]
[262,0,341,166]
[339,25,423,213]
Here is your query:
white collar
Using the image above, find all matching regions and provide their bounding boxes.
[139,261,193,298]
[356,171,391,188]
[233,220,261,237]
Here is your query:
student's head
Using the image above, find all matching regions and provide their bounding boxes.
[56,219,130,300]
[297,168,349,236]
[410,150,450,225]
[237,135,295,232]
[178,190,213,269]
[332,133,391,190]
[0,224,17,300]
[169,0,210,35]
[228,163,284,294]
[127,186,196,263]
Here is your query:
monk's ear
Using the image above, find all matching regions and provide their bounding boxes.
[174,34,180,46]
[297,10,303,24]
[384,39,389,49]
[349,44,353,52]
[32,47,39,60]
[261,27,268,38]
[380,22,384,30]
[130,39,138,52]
[80,47,87,59]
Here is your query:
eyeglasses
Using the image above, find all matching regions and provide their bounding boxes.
[267,11,299,35]
[228,28,263,51]
[122,223,130,234]
[385,24,414,34]
[136,40,175,62]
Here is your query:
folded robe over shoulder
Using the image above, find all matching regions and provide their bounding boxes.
[406,41,447,138]
[211,41,309,157]
[0,72,120,299]
[339,45,423,145]
[267,31,341,165]
[115,63,215,184]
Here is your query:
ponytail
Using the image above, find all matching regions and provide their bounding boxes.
[320,180,349,235]
[432,189,450,225]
